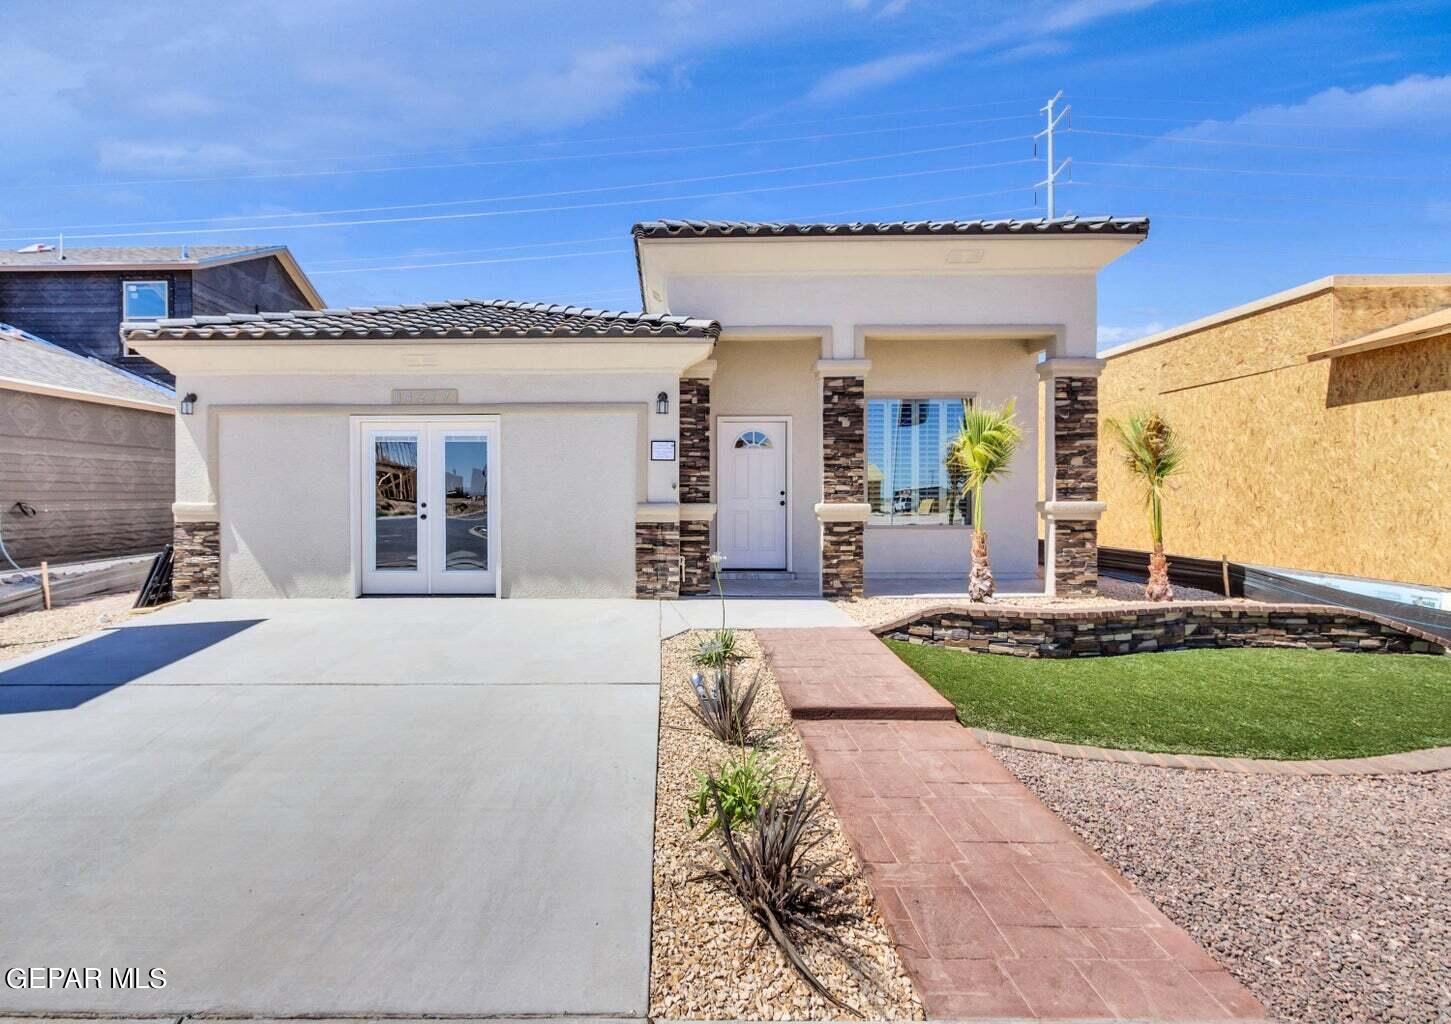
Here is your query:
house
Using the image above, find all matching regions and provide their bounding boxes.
[0,323,175,568]
[122,215,1148,601]
[1098,274,1451,590]
[0,244,323,386]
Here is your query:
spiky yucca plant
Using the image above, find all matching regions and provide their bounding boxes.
[697,779,868,1014]
[1106,410,1185,601]
[946,399,1023,601]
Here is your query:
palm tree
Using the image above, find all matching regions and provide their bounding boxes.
[1106,410,1185,601]
[946,399,1022,601]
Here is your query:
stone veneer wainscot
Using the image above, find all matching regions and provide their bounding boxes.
[172,520,221,599]
[635,520,681,598]
[1049,373,1101,596]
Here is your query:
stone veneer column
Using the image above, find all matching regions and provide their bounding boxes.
[817,362,870,600]
[678,368,715,596]
[172,520,221,599]
[635,517,681,598]
[1039,359,1106,598]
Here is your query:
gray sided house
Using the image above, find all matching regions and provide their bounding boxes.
[0,245,323,386]
[0,324,176,568]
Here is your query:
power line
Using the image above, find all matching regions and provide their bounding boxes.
[35,171,1037,241]
[1064,178,1422,213]
[1067,127,1428,156]
[1073,112,1392,132]
[315,202,1043,276]
[1076,159,1436,185]
[308,235,624,268]
[2,143,1038,238]
[310,248,631,275]
[2,118,1037,194]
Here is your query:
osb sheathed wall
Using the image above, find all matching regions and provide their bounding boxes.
[1099,284,1451,589]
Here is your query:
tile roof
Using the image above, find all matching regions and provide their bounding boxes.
[0,323,175,408]
[0,245,281,269]
[632,215,1150,239]
[123,298,721,342]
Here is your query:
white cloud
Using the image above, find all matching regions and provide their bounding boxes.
[799,0,1165,104]
[0,0,837,180]
[1162,73,1451,146]
[804,50,948,103]
[1098,321,1165,345]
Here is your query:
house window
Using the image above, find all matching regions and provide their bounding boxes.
[866,397,972,526]
[734,430,772,449]
[123,280,169,320]
[121,280,169,357]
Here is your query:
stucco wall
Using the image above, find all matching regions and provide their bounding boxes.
[864,337,1040,580]
[1099,285,1451,588]
[180,369,666,598]
[711,336,822,576]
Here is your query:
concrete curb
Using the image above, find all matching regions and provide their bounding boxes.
[973,730,1451,776]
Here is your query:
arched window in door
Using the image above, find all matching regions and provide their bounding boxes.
[734,430,772,449]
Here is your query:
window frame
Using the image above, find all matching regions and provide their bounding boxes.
[864,392,976,529]
[121,278,171,358]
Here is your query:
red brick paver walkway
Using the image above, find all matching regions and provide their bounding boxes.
[756,627,1270,1022]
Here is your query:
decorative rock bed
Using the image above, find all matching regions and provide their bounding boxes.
[877,603,1448,658]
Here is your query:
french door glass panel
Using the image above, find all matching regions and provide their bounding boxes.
[373,434,421,571]
[362,421,496,595]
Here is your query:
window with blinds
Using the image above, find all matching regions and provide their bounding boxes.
[865,397,973,526]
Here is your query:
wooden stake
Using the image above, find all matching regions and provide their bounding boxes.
[40,560,52,611]
[1221,554,1231,598]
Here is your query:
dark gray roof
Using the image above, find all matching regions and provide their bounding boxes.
[632,215,1149,239]
[0,323,175,407]
[0,244,287,269]
[123,298,720,342]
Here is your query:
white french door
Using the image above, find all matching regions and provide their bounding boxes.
[360,418,499,595]
[717,417,789,570]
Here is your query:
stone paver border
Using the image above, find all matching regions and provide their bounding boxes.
[973,730,1451,776]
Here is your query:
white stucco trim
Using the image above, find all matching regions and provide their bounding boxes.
[681,359,718,380]
[1038,500,1107,521]
[814,502,871,523]
[855,324,1061,359]
[679,503,717,521]
[813,358,872,377]
[172,502,218,522]
[635,502,681,523]
[1037,357,1107,379]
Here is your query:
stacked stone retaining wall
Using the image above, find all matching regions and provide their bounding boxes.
[877,603,1447,657]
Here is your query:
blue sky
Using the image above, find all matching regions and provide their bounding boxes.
[4,0,1448,346]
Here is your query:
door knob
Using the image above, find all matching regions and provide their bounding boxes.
[779,499,786,506]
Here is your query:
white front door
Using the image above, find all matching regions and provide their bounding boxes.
[717,418,788,570]
[360,419,499,595]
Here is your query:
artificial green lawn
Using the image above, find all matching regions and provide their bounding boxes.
[885,640,1451,760]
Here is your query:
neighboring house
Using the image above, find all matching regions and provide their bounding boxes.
[1098,274,1451,590]
[0,323,175,568]
[123,215,1148,601]
[0,244,323,386]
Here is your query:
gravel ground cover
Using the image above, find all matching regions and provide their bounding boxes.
[838,576,1243,629]
[0,593,133,664]
[651,630,923,1021]
[995,746,1451,1024]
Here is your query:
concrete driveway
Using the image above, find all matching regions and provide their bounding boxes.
[0,599,660,1018]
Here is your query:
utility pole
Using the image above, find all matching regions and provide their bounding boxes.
[1036,91,1071,219]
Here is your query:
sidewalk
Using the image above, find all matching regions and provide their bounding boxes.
[755,627,1270,1022]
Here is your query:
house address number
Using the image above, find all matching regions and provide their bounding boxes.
[392,388,459,405]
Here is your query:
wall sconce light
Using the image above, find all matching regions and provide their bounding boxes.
[655,391,669,415]
[180,392,197,415]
